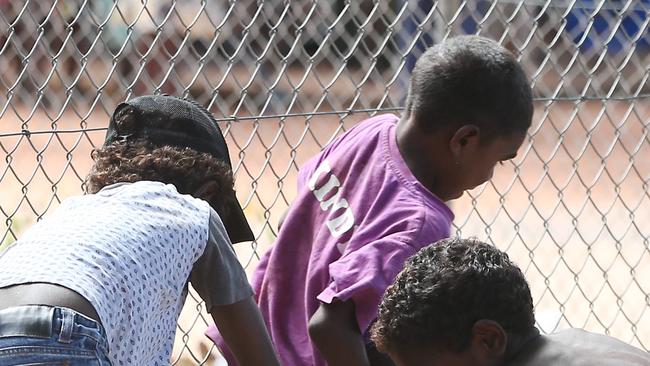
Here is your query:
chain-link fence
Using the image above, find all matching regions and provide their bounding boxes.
[1,0,649,364]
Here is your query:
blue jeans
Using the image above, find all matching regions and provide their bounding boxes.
[0,305,112,365]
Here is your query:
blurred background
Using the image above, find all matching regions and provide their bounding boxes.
[0,0,648,364]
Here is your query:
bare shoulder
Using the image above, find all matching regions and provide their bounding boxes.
[511,329,650,366]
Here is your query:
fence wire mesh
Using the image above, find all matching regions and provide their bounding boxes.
[0,0,649,364]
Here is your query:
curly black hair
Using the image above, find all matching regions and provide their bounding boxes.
[85,139,236,219]
[370,237,535,355]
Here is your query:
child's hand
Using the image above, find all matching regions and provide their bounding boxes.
[309,299,371,366]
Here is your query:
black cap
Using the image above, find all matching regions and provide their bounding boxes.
[104,95,254,244]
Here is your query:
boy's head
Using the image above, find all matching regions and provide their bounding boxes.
[370,238,536,366]
[404,35,533,138]
[398,36,533,200]
[86,95,254,243]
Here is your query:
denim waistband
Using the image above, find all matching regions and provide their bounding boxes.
[0,305,107,347]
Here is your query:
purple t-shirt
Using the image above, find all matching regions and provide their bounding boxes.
[207,114,454,366]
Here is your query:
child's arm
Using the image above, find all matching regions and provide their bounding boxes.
[308,299,371,366]
[311,239,421,366]
[210,297,280,366]
[191,209,279,365]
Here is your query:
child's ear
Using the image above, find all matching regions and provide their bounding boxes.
[449,124,480,159]
[470,319,508,359]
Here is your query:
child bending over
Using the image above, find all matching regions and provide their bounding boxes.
[207,35,533,366]
[0,95,280,366]
[371,238,650,366]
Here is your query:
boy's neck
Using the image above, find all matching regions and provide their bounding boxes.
[395,117,454,201]
[502,327,542,365]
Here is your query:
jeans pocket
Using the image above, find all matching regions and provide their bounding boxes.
[0,344,99,365]
[4,363,80,366]
[3,362,100,366]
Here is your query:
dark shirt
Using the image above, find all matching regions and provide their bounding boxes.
[506,328,650,365]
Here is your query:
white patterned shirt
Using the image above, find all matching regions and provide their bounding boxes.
[0,181,252,365]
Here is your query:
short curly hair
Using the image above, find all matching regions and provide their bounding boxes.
[85,139,236,219]
[371,238,535,355]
